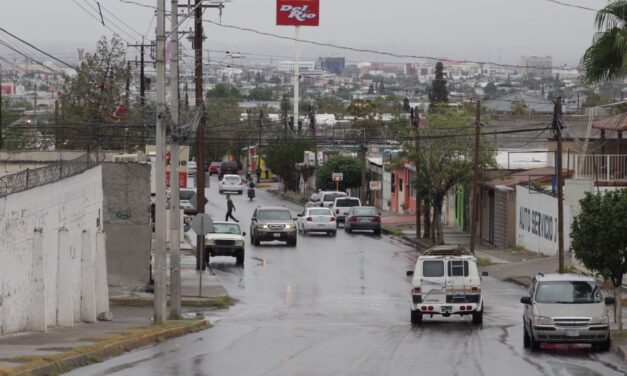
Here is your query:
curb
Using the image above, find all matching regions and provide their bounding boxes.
[5,320,210,376]
[612,342,627,362]
[504,276,531,288]
[379,227,427,251]
[109,295,233,309]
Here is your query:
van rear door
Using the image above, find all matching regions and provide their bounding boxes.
[420,259,447,304]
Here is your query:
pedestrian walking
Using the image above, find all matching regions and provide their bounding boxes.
[225,194,239,222]
[255,166,262,183]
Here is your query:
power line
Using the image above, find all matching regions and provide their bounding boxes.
[543,0,597,12]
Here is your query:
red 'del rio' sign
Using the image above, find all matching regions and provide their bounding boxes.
[276,0,320,26]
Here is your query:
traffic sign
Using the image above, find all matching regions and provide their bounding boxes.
[189,192,208,210]
[369,181,382,191]
[332,172,343,181]
[191,214,213,235]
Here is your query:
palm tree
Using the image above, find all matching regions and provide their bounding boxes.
[581,1,627,85]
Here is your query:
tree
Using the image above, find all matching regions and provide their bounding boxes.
[206,83,240,99]
[403,97,411,112]
[248,87,273,101]
[347,99,375,119]
[484,82,498,97]
[511,100,529,115]
[583,93,613,107]
[316,155,362,191]
[581,1,627,85]
[402,107,496,244]
[60,35,130,149]
[367,84,375,94]
[429,62,448,111]
[571,189,627,329]
[262,134,313,192]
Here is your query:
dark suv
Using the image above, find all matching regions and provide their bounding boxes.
[219,161,239,179]
[250,206,297,246]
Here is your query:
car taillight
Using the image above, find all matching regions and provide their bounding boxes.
[349,216,358,222]
[306,217,313,222]
[465,286,481,294]
[412,287,421,294]
[372,216,381,223]
[330,217,336,222]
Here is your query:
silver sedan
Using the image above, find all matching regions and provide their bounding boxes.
[296,207,337,236]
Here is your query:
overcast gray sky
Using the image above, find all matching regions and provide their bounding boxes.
[0,0,609,67]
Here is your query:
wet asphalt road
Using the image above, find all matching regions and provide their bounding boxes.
[67,176,627,376]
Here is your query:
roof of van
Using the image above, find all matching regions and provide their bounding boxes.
[421,245,472,256]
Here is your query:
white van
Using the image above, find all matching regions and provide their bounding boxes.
[406,245,486,325]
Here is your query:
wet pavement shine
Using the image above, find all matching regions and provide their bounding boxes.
[66,176,627,376]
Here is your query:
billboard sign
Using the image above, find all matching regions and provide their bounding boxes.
[276,0,320,26]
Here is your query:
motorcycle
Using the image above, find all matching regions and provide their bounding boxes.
[247,187,256,201]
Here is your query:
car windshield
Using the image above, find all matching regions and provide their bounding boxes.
[309,208,332,216]
[179,190,194,200]
[225,176,240,183]
[258,210,292,220]
[323,193,346,202]
[210,223,241,234]
[335,199,360,207]
[535,281,602,304]
[352,207,377,216]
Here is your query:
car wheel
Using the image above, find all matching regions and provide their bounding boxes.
[523,326,531,348]
[346,226,352,233]
[411,310,422,325]
[593,336,611,352]
[472,305,483,325]
[529,325,540,351]
[374,229,381,236]
[303,229,308,236]
[253,232,261,246]
[290,237,297,247]
[330,231,337,237]
[219,190,223,194]
[236,252,244,265]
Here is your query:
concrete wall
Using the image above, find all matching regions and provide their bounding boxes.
[0,165,106,335]
[102,163,151,289]
[515,185,571,256]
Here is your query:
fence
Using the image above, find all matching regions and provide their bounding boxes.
[574,154,627,183]
[0,151,105,198]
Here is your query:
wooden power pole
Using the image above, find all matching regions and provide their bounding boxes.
[194,0,206,271]
[469,101,481,255]
[554,96,565,274]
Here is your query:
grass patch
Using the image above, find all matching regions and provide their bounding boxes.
[109,295,234,309]
[505,246,543,257]
[476,257,494,267]
[382,225,403,236]
[0,320,210,376]
[282,191,308,204]
[612,329,627,339]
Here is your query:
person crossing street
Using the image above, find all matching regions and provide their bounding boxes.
[225,194,239,222]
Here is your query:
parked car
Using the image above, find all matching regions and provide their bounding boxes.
[318,191,347,208]
[344,206,381,235]
[297,207,337,236]
[187,161,197,176]
[219,174,244,194]
[250,206,297,246]
[219,161,239,179]
[331,197,361,223]
[521,273,613,352]
[305,193,321,207]
[179,188,197,215]
[205,221,246,265]
[406,245,486,325]
[209,161,221,176]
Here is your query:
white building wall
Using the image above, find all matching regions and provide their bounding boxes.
[515,185,571,256]
[0,165,104,335]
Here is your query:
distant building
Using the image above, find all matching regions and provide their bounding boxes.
[278,60,316,73]
[484,92,554,114]
[318,57,345,74]
[520,55,552,77]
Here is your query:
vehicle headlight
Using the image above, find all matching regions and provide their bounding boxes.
[235,240,244,247]
[590,316,609,325]
[261,224,268,229]
[285,224,293,229]
[205,238,215,246]
[533,316,553,326]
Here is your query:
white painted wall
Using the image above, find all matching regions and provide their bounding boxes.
[515,185,571,256]
[0,165,105,335]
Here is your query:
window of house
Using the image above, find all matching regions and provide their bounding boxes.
[391,174,396,193]
[409,171,416,197]
[399,178,403,192]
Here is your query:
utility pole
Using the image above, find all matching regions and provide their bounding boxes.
[54,99,59,150]
[128,39,146,146]
[360,129,366,204]
[411,108,421,239]
[168,0,182,319]
[258,110,263,148]
[247,109,252,175]
[554,96,565,273]
[309,106,318,177]
[154,0,167,324]
[469,101,481,255]
[194,0,206,271]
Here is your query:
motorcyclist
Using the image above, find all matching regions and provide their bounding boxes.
[247,180,256,199]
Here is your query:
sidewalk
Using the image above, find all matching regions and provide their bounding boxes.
[379,210,627,361]
[0,239,230,376]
